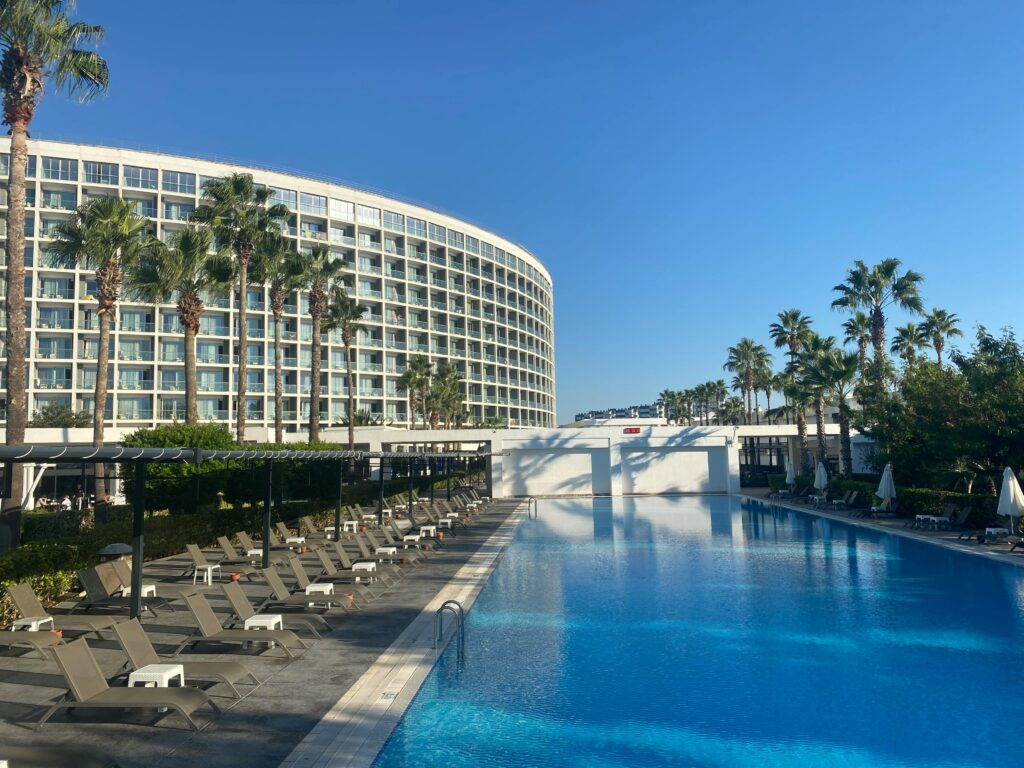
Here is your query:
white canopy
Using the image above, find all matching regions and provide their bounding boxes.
[785,460,796,487]
[876,463,897,508]
[814,461,829,492]
[997,467,1024,534]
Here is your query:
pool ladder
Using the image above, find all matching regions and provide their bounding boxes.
[525,497,538,518]
[434,599,466,666]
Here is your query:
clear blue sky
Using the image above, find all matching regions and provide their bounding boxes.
[35,1,1024,423]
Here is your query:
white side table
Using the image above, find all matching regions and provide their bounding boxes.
[129,663,185,712]
[403,534,422,547]
[244,614,283,631]
[352,561,377,582]
[305,581,333,607]
[286,536,305,547]
[437,518,453,530]
[247,548,263,558]
[343,521,359,533]
[986,527,1009,540]
[11,616,54,632]
[122,584,157,597]
[193,563,220,585]
[420,525,437,537]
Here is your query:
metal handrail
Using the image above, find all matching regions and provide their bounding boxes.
[433,599,466,666]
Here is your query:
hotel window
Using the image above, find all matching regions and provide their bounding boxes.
[447,230,464,249]
[357,205,380,227]
[199,175,218,192]
[383,210,404,232]
[162,170,196,194]
[124,165,158,189]
[126,198,156,218]
[329,198,354,220]
[300,192,327,216]
[428,223,446,242]
[270,187,297,210]
[466,236,480,255]
[41,157,77,181]
[25,155,36,178]
[83,161,118,185]
[407,217,426,238]
[481,242,494,260]
[0,153,8,177]
[163,201,194,221]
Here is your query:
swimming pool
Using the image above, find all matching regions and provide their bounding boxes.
[373,496,1024,767]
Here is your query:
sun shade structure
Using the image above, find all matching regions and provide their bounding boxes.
[0,445,498,619]
[814,462,829,492]
[784,460,796,489]
[997,467,1024,535]
[876,463,897,511]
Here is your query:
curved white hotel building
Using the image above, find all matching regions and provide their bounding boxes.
[0,140,556,432]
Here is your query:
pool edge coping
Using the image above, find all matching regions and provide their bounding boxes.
[278,500,530,768]
[742,494,1024,568]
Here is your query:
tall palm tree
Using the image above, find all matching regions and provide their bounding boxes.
[658,388,676,425]
[50,198,148,501]
[891,322,930,367]
[783,376,815,473]
[0,0,108,522]
[691,382,706,426]
[753,367,774,425]
[797,333,835,465]
[323,283,367,449]
[398,355,432,431]
[296,244,342,443]
[678,388,694,426]
[719,396,745,426]
[806,350,859,477]
[724,338,771,425]
[193,173,288,441]
[842,311,873,375]
[769,309,813,372]
[831,259,924,380]
[430,361,463,428]
[921,307,962,370]
[129,226,231,424]
[249,233,303,443]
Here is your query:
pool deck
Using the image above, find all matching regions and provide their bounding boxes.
[0,499,525,768]
[743,490,1024,568]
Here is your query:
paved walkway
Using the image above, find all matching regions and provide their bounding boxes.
[743,490,1024,568]
[0,499,524,768]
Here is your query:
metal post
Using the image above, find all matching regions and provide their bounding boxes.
[263,459,273,569]
[377,457,386,526]
[334,460,343,542]
[408,454,414,505]
[430,457,436,503]
[446,457,451,501]
[130,461,147,620]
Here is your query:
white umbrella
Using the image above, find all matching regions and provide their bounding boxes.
[814,461,829,493]
[876,463,897,511]
[785,460,796,489]
[996,467,1024,535]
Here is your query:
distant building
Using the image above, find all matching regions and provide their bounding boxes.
[572,403,666,424]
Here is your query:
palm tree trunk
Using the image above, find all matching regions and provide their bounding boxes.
[273,310,283,444]
[310,313,322,442]
[345,338,356,449]
[839,408,853,478]
[765,391,772,425]
[797,411,812,474]
[2,116,29,526]
[753,391,760,426]
[235,257,249,440]
[184,321,198,423]
[815,394,826,464]
[871,307,886,381]
[94,309,111,502]
[936,340,944,370]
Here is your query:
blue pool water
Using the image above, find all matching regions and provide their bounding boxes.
[373,496,1024,767]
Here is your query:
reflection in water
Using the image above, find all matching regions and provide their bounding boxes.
[375,496,1024,768]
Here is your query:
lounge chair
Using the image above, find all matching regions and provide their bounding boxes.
[174,593,306,658]
[113,618,259,699]
[331,542,400,589]
[6,583,125,637]
[221,580,328,639]
[185,543,258,584]
[37,638,219,731]
[107,559,200,601]
[75,567,172,617]
[216,535,262,566]
[0,618,64,658]
[312,548,386,599]
[830,491,857,511]
[259,567,339,612]
[236,530,290,561]
[284,555,369,607]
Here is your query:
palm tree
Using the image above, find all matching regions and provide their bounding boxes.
[193,173,289,441]
[430,362,464,428]
[842,311,872,375]
[831,259,924,380]
[129,226,231,424]
[296,244,342,442]
[711,379,728,425]
[249,233,303,443]
[691,382,706,426]
[678,388,694,426]
[0,0,108,521]
[724,339,771,424]
[658,388,676,425]
[753,367,773,425]
[891,322,930,367]
[398,356,432,430]
[49,198,148,501]
[783,376,815,473]
[921,307,962,370]
[323,284,367,449]
[769,309,813,372]
[797,333,835,465]
[719,396,745,425]
[806,350,859,477]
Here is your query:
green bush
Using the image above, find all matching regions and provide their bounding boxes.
[767,473,813,492]
[827,478,998,519]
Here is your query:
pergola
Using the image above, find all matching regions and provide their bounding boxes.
[0,445,494,619]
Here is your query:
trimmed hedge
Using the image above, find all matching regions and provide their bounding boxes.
[827,479,998,522]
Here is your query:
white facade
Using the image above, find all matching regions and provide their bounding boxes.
[0,139,556,432]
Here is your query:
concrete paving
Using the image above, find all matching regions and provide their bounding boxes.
[0,499,522,768]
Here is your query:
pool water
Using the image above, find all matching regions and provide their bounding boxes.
[373,496,1024,767]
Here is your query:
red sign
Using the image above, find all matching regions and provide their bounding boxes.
[623,427,641,434]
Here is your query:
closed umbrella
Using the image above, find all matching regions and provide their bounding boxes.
[876,463,896,512]
[785,460,796,490]
[996,467,1024,535]
[814,461,829,493]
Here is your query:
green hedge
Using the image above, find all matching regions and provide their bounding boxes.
[827,479,998,521]
[767,473,814,492]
